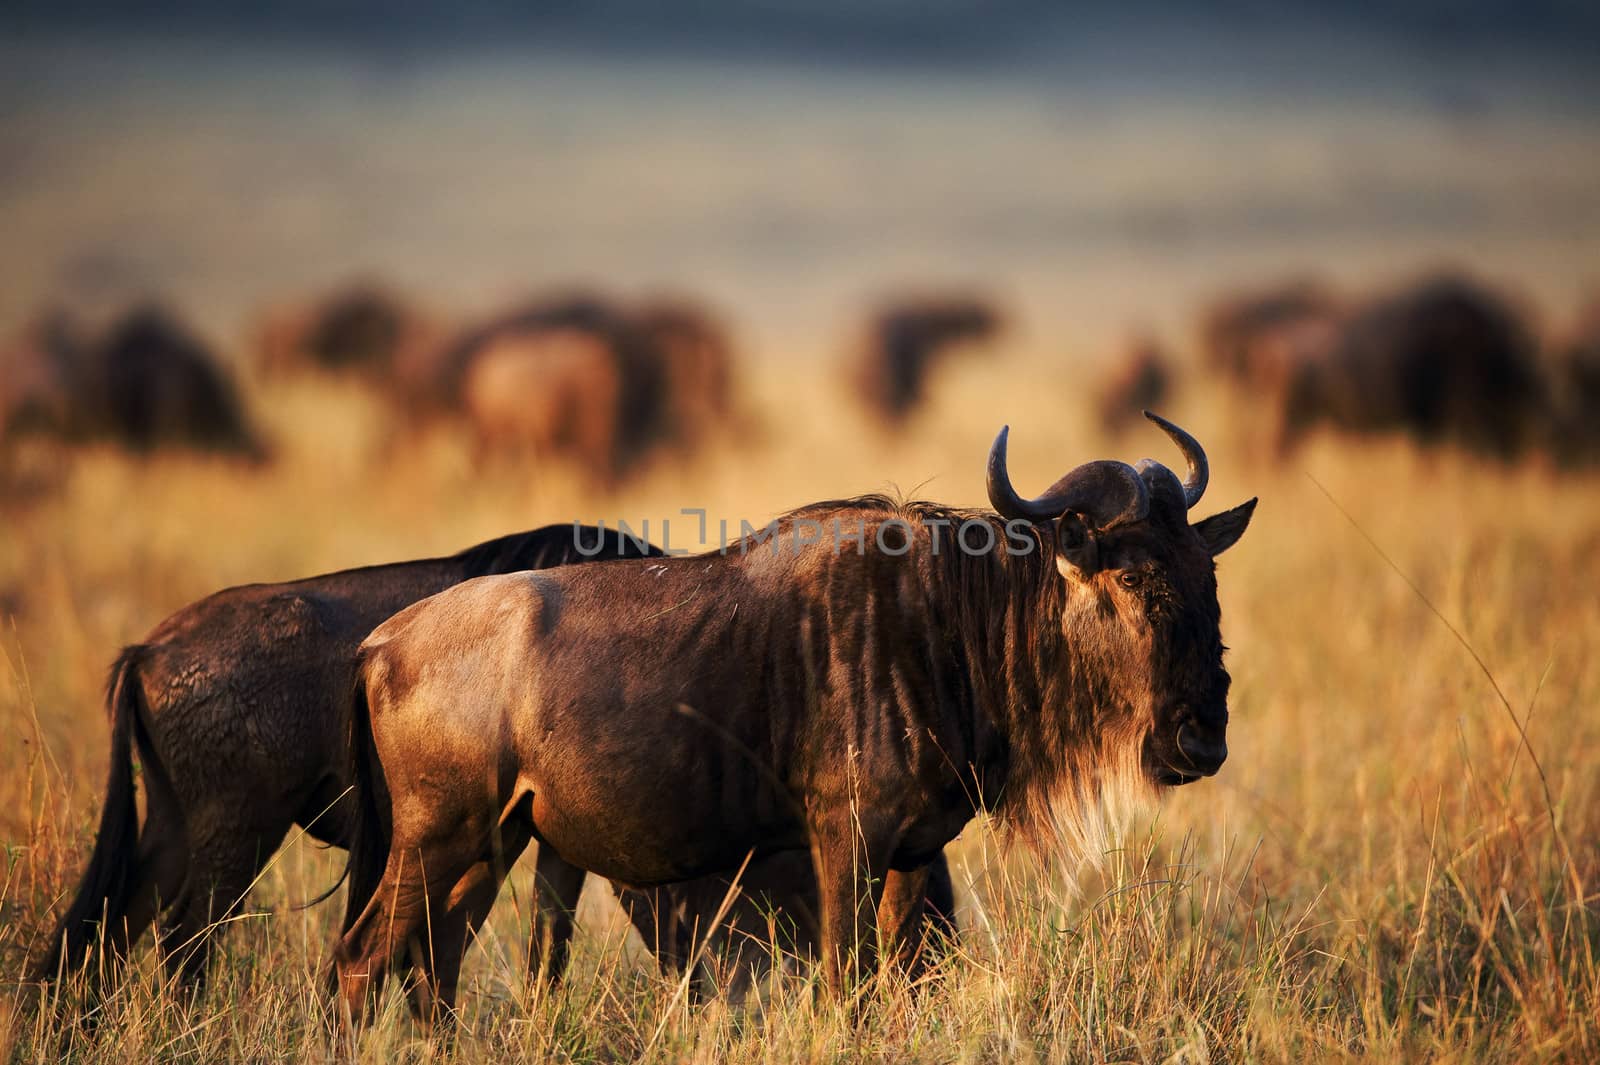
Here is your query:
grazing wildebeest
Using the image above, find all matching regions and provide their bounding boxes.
[1281,273,1546,458]
[460,327,624,469]
[332,412,1256,1020]
[0,311,85,447]
[32,524,659,987]
[1548,298,1600,466]
[2,305,263,459]
[256,283,434,381]
[1200,280,1342,394]
[429,295,670,476]
[853,295,1004,423]
[94,305,265,458]
[636,299,737,446]
[1096,335,1175,435]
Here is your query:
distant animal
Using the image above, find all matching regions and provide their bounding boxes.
[331,412,1256,1021]
[1281,273,1546,458]
[460,327,625,471]
[459,297,739,476]
[636,298,737,446]
[32,525,659,989]
[95,306,265,458]
[2,305,263,459]
[1199,280,1341,395]
[1096,336,1175,434]
[1547,298,1600,465]
[853,295,1004,423]
[432,295,670,477]
[256,284,433,381]
[0,311,85,447]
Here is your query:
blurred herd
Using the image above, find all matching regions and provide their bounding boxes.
[4,268,1598,491]
[1101,271,1600,464]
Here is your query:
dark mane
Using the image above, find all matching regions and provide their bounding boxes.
[455,523,664,579]
[734,493,1077,831]
[795,495,1119,837]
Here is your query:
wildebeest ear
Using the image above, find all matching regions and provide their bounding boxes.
[1193,497,1257,557]
[1054,512,1099,577]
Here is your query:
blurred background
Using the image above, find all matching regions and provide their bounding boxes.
[3,2,1599,381]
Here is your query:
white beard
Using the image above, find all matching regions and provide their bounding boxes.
[1038,739,1160,895]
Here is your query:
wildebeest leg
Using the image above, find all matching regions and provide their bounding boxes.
[528,845,586,986]
[99,785,189,969]
[333,821,490,1026]
[809,817,892,996]
[408,819,534,1024]
[875,865,931,978]
[616,885,689,977]
[157,823,282,987]
[915,853,958,973]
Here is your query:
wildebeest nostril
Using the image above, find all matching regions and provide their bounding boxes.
[1176,722,1227,774]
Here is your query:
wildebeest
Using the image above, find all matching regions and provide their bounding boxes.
[255,283,434,381]
[0,311,84,448]
[1281,273,1546,458]
[448,294,739,478]
[1095,335,1174,435]
[636,298,737,446]
[34,519,954,1002]
[331,412,1256,1019]
[1548,297,1600,465]
[431,295,671,478]
[2,304,263,459]
[460,327,624,468]
[852,295,1004,423]
[32,524,659,987]
[1199,279,1341,394]
[96,306,265,458]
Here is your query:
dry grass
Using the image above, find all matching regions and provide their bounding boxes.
[2,361,1597,1062]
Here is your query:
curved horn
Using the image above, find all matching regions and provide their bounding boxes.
[1136,457,1187,514]
[987,426,1150,528]
[987,426,1035,520]
[1142,410,1208,509]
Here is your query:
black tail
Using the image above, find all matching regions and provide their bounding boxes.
[33,647,147,981]
[335,656,390,942]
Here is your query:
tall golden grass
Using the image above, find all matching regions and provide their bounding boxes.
[2,361,1597,1062]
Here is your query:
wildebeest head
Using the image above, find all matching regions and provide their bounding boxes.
[987,411,1255,790]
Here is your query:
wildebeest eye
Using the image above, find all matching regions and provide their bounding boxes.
[1117,571,1141,590]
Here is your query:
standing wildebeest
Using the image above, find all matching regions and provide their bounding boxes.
[0,311,85,447]
[1,304,263,459]
[35,518,955,1000]
[1095,335,1174,435]
[255,283,435,381]
[1200,280,1342,394]
[33,525,659,987]
[460,327,625,469]
[95,306,265,458]
[332,412,1256,1019]
[1548,297,1600,466]
[432,295,670,478]
[1281,273,1546,458]
[454,295,738,478]
[852,295,1004,424]
[636,298,737,446]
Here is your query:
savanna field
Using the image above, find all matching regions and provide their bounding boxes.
[2,355,1598,1062]
[4,9,1600,1060]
